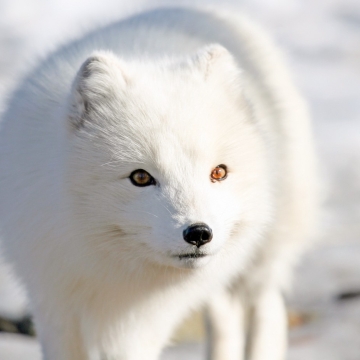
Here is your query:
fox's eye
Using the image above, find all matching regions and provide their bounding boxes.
[130,169,156,187]
[211,165,227,182]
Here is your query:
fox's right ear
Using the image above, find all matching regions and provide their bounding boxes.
[68,51,129,130]
[192,44,241,82]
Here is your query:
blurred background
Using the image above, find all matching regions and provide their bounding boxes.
[0,0,359,359]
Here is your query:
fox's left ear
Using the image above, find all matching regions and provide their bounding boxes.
[68,51,129,130]
[192,44,242,83]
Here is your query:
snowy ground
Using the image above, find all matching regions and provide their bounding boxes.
[0,0,359,359]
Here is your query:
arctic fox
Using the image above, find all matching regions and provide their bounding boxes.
[0,7,318,360]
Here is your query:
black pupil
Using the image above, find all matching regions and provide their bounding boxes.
[138,172,148,182]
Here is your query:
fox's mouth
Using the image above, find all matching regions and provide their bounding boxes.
[177,252,207,260]
[168,251,211,269]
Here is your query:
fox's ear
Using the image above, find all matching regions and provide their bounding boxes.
[68,51,128,130]
[192,44,241,82]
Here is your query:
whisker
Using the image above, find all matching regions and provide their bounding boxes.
[125,209,158,218]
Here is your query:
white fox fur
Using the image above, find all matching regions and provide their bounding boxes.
[0,7,318,360]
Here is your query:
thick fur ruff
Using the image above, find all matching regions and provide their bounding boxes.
[0,7,318,360]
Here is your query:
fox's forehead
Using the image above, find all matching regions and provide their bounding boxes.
[71,46,249,169]
[98,71,249,173]
[113,88,236,163]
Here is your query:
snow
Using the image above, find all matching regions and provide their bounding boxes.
[0,334,40,360]
[0,0,359,358]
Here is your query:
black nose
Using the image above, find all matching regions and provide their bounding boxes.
[183,223,213,248]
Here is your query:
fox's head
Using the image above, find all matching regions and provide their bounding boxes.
[66,45,273,276]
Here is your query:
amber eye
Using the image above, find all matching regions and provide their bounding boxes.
[129,169,156,187]
[210,165,227,182]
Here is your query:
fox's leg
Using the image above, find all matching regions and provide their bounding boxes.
[35,313,89,360]
[206,290,247,360]
[248,287,287,360]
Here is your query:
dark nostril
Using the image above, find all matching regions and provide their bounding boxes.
[183,223,213,248]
